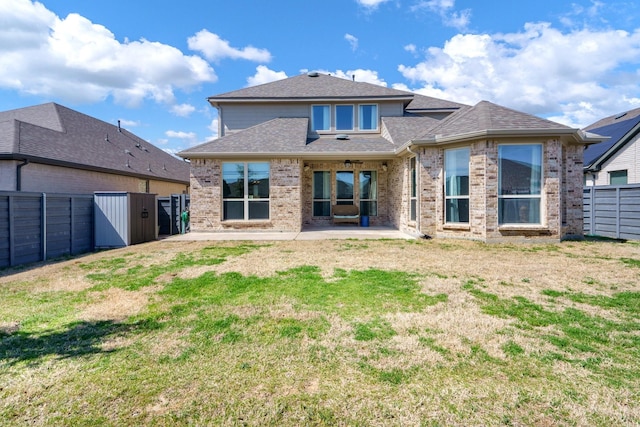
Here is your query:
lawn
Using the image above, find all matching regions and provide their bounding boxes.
[1,238,639,426]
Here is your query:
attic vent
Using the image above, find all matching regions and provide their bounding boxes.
[336,134,350,140]
[307,71,319,77]
[615,112,627,120]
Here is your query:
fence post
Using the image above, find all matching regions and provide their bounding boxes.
[8,195,14,267]
[42,193,47,262]
[616,187,621,239]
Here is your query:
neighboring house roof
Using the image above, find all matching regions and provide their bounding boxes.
[0,103,189,184]
[583,107,640,171]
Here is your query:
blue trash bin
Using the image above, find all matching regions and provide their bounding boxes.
[361,215,369,227]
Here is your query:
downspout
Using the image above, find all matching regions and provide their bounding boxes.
[16,159,29,191]
[406,145,420,235]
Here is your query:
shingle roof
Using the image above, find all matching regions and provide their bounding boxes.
[584,107,640,131]
[417,101,572,140]
[0,103,189,183]
[405,94,467,112]
[178,117,396,158]
[583,110,640,168]
[208,73,415,102]
[381,116,441,146]
[180,118,310,155]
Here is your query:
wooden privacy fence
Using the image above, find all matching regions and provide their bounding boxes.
[583,184,640,240]
[0,192,94,268]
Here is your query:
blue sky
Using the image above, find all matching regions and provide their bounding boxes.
[2,0,640,156]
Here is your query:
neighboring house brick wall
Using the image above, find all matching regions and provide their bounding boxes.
[0,160,18,191]
[2,162,186,195]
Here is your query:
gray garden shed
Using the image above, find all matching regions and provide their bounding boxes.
[94,192,157,248]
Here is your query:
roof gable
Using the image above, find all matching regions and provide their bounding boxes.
[208,73,414,102]
[418,101,571,140]
[0,103,65,133]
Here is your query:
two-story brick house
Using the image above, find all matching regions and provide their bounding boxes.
[178,72,603,241]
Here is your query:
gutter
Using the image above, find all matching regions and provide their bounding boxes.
[16,159,29,191]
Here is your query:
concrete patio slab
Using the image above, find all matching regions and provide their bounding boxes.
[163,226,415,241]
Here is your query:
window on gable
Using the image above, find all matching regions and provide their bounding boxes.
[609,170,628,185]
[498,144,542,224]
[359,104,378,130]
[335,105,354,131]
[222,162,270,220]
[311,105,330,131]
[445,148,469,223]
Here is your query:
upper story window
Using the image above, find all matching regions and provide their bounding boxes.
[311,105,330,131]
[310,104,378,132]
[335,105,354,131]
[359,104,378,130]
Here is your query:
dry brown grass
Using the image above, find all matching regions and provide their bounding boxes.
[1,237,638,426]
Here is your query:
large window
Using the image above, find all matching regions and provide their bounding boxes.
[498,144,542,224]
[410,157,417,222]
[445,148,469,223]
[359,171,378,216]
[336,171,354,205]
[335,105,354,131]
[222,162,270,220]
[311,105,330,131]
[359,104,378,130]
[313,171,331,216]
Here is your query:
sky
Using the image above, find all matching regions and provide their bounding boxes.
[2,0,640,156]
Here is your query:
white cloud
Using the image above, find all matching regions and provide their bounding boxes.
[319,69,388,86]
[404,44,417,54]
[246,65,288,87]
[412,0,471,31]
[171,103,196,117]
[398,22,640,127]
[345,33,359,51]
[187,30,271,63]
[118,119,140,128]
[166,130,197,141]
[355,0,390,9]
[0,0,216,107]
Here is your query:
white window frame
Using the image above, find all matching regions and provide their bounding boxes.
[311,104,330,131]
[358,104,379,131]
[498,144,543,225]
[444,147,470,224]
[335,104,354,131]
[222,162,270,221]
